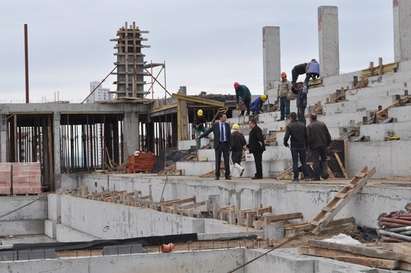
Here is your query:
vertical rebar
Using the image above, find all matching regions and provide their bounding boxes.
[24,24,29,103]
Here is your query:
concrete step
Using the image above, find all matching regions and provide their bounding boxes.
[359,121,411,141]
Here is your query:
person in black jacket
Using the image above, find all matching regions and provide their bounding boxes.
[230,123,246,177]
[291,63,308,85]
[247,118,265,179]
[283,112,309,182]
[307,113,332,181]
[199,113,231,180]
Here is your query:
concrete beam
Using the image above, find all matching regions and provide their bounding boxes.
[318,6,340,77]
[53,112,61,191]
[262,26,281,94]
[0,103,150,115]
[394,0,411,62]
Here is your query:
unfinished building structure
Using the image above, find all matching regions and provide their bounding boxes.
[2,2,411,273]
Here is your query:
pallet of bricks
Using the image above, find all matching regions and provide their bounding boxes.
[126,151,156,173]
[0,162,42,195]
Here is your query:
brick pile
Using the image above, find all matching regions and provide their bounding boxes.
[12,162,42,194]
[126,151,156,173]
[0,163,11,195]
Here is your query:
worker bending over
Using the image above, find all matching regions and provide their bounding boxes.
[234,82,252,116]
[291,63,308,86]
[277,72,292,120]
[304,59,320,87]
[307,113,331,181]
[230,123,246,177]
[283,112,309,182]
[250,95,268,116]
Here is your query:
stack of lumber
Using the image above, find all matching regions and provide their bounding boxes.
[326,88,346,104]
[308,101,323,115]
[300,240,411,271]
[126,151,156,173]
[377,202,411,242]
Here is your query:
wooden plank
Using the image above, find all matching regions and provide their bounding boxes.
[382,243,411,263]
[300,246,399,270]
[334,152,348,179]
[263,213,303,224]
[308,240,401,261]
[311,167,375,234]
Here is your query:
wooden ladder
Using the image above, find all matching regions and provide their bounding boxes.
[311,166,376,234]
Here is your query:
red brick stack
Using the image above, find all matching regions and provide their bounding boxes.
[0,163,12,195]
[12,162,42,194]
[126,151,156,173]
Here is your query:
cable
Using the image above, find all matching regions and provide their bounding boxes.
[227,235,298,273]
[0,196,42,220]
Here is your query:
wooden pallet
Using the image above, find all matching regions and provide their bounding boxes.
[310,166,376,234]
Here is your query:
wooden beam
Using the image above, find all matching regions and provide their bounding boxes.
[173,93,225,108]
[263,213,303,224]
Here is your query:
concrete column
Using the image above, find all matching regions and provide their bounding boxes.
[53,112,61,190]
[262,26,281,95]
[394,0,411,62]
[0,115,7,162]
[123,112,139,159]
[318,6,340,77]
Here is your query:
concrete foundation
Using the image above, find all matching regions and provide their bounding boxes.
[69,174,411,229]
[262,26,281,95]
[318,6,339,77]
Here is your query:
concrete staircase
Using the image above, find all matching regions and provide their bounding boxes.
[177,60,411,179]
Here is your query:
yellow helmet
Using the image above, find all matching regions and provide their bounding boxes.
[197,109,204,117]
[260,95,268,102]
[232,123,240,130]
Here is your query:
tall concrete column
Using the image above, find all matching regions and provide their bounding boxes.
[123,112,139,159]
[53,112,61,190]
[318,6,340,77]
[0,115,7,162]
[393,0,411,62]
[262,26,281,95]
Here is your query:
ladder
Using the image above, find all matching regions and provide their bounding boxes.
[311,166,376,234]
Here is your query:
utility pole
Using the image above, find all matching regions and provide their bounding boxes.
[24,24,29,103]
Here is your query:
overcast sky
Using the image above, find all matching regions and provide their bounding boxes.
[0,0,393,102]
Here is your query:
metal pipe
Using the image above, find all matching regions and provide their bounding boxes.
[24,24,29,103]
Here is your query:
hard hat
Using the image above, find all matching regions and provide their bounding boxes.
[233,82,240,89]
[260,95,268,102]
[281,72,287,79]
[232,123,240,130]
[197,109,204,117]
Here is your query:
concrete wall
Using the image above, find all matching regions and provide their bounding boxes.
[70,174,411,229]
[318,6,339,77]
[50,194,251,240]
[0,196,47,236]
[394,0,411,62]
[0,248,245,273]
[262,26,281,95]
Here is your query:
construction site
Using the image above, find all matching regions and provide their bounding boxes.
[2,1,411,273]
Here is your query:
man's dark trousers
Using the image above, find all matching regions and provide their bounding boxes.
[280,96,290,120]
[215,142,230,178]
[241,97,251,116]
[253,152,263,178]
[291,148,308,180]
[311,146,327,180]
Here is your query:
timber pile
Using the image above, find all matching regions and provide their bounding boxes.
[377,203,411,242]
[308,101,323,115]
[300,240,411,271]
[326,87,346,104]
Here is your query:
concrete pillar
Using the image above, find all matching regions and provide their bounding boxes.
[318,6,340,77]
[393,0,411,62]
[0,115,7,162]
[53,112,61,190]
[262,26,281,95]
[123,112,139,159]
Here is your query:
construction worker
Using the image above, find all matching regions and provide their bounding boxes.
[277,72,292,121]
[199,113,231,180]
[194,109,206,148]
[307,113,332,181]
[291,63,308,86]
[234,82,251,116]
[250,95,268,116]
[283,112,309,182]
[247,118,265,179]
[304,59,320,87]
[230,123,246,177]
[295,82,307,124]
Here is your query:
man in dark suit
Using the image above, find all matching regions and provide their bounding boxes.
[199,113,231,180]
[247,118,265,179]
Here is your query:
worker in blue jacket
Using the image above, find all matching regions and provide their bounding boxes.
[250,95,268,116]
